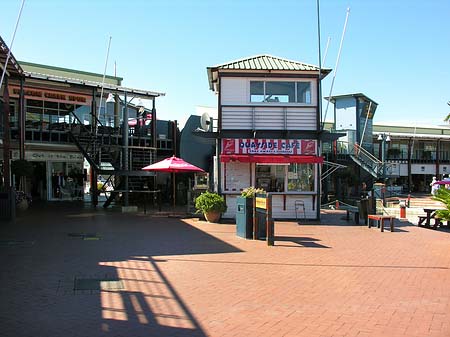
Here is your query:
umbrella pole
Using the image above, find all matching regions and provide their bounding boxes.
[173,172,176,208]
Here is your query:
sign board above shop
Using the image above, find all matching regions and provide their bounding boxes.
[12,150,84,162]
[221,138,317,155]
[8,85,92,106]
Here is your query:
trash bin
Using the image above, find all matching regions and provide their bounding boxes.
[0,190,15,221]
[399,199,407,218]
[359,197,369,225]
[236,196,253,239]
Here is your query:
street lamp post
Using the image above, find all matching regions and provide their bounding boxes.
[377,133,391,180]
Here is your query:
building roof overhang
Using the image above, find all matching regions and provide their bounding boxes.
[0,35,23,79]
[207,54,332,92]
[23,71,165,99]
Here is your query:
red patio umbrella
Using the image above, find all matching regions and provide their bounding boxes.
[142,156,204,207]
[433,180,450,185]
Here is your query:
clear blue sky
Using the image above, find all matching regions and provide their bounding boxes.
[2,0,450,126]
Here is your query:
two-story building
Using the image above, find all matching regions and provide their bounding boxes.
[206,55,333,219]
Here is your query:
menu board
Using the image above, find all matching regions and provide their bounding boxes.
[223,162,250,192]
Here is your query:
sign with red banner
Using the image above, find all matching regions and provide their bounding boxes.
[221,139,317,155]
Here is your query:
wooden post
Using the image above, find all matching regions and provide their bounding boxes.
[253,197,258,240]
[267,193,274,246]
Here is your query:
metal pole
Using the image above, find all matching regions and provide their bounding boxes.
[322,7,351,126]
[0,0,25,90]
[97,36,112,124]
[382,138,386,179]
[123,91,129,206]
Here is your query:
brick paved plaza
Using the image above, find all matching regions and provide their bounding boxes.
[1,204,450,337]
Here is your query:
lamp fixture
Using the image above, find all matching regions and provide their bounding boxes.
[386,134,391,142]
[377,134,383,141]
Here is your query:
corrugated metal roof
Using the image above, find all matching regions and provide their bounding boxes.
[23,71,165,98]
[0,35,23,78]
[207,54,331,91]
[20,61,122,86]
[213,54,326,71]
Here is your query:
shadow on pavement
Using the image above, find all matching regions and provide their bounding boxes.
[1,202,242,337]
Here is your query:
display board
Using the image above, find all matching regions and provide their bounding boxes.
[223,162,251,192]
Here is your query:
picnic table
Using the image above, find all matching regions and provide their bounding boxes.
[418,208,447,229]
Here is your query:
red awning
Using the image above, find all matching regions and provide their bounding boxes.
[220,154,323,164]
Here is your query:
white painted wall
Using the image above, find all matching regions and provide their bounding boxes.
[222,194,317,220]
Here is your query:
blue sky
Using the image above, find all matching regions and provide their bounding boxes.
[2,0,450,126]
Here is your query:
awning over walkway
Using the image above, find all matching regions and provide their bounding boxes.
[220,154,323,164]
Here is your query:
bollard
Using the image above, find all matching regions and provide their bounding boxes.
[407,194,411,208]
[335,200,340,210]
[399,200,407,219]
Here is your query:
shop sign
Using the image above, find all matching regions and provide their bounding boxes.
[222,138,316,155]
[12,150,83,162]
[8,85,91,105]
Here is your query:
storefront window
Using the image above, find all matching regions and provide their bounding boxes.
[287,163,314,192]
[255,164,286,192]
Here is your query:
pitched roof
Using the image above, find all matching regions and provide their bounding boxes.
[207,54,331,91]
[211,54,327,72]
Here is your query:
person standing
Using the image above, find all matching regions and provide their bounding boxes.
[430,177,439,195]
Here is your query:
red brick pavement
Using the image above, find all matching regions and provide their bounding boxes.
[1,205,450,337]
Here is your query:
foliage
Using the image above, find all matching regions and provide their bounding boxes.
[240,186,265,198]
[11,159,33,178]
[195,191,227,214]
[432,188,450,220]
[15,190,32,206]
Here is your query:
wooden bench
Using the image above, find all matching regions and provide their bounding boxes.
[367,214,396,232]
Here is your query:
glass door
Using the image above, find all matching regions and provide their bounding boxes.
[47,162,68,200]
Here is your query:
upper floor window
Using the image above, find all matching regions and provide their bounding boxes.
[250,81,311,104]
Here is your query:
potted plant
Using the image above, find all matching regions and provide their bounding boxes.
[432,188,450,221]
[236,187,265,238]
[11,159,34,210]
[195,191,227,223]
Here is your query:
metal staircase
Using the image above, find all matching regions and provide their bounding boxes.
[349,143,386,179]
[67,112,156,207]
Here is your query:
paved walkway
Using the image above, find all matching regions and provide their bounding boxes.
[1,205,450,337]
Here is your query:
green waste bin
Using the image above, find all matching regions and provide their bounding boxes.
[236,197,253,239]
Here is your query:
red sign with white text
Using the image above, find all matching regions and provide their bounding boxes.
[221,139,317,155]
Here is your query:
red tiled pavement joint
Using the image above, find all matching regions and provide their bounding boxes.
[1,205,450,337]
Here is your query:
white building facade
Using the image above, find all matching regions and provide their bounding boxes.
[207,55,332,219]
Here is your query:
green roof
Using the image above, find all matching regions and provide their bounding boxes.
[19,61,122,86]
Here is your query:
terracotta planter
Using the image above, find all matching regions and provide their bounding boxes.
[204,211,221,223]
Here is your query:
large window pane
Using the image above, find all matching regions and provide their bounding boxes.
[255,164,286,192]
[250,81,264,102]
[265,82,295,103]
[288,163,314,191]
[296,82,311,104]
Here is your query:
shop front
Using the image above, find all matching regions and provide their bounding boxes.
[220,138,323,219]
[12,150,84,201]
